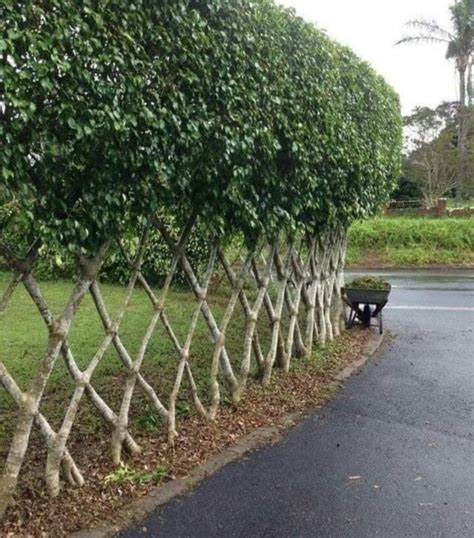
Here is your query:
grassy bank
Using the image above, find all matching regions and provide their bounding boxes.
[347,217,474,267]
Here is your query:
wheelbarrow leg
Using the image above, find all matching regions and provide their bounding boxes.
[346,307,355,328]
[377,310,383,334]
[343,297,357,329]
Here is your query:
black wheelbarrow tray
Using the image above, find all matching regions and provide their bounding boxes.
[342,287,391,334]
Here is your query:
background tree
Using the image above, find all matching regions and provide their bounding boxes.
[397,0,473,106]
[404,103,473,204]
[391,176,423,201]
[396,0,473,198]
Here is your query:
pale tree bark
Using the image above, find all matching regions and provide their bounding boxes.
[276,246,308,371]
[251,250,287,372]
[457,61,469,200]
[0,240,39,314]
[315,235,332,346]
[330,228,347,338]
[233,248,274,402]
[260,246,291,387]
[0,245,108,496]
[282,279,304,371]
[283,283,306,360]
[290,238,315,358]
[108,222,194,462]
[333,229,348,335]
[0,363,84,489]
[166,246,218,443]
[322,229,343,342]
[468,59,473,107]
[44,232,149,496]
[219,249,264,370]
[21,273,140,492]
[156,220,239,394]
[304,238,321,353]
[0,243,108,518]
[0,223,353,508]
[0,273,22,313]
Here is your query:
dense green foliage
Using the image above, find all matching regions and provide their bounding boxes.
[347,217,474,266]
[391,177,423,201]
[101,222,209,285]
[0,214,209,284]
[1,0,402,253]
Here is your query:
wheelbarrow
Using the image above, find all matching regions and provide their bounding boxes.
[342,287,391,334]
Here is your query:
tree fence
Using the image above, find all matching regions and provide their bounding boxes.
[0,223,347,509]
[0,0,402,519]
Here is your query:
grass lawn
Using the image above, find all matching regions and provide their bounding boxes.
[0,271,279,458]
[347,217,474,267]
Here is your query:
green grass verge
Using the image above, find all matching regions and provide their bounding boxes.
[347,217,474,267]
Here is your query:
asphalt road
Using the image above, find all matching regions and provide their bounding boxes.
[121,270,474,538]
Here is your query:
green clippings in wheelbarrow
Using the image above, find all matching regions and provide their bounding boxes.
[344,275,391,291]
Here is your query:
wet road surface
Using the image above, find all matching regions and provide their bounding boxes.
[121,270,474,538]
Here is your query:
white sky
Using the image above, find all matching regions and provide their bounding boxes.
[278,0,457,115]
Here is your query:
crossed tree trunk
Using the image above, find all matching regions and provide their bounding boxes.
[0,221,348,519]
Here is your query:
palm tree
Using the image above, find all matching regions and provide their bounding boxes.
[396,0,473,198]
[397,0,473,106]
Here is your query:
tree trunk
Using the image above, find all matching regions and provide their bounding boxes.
[457,64,468,201]
[0,246,107,518]
[467,60,473,107]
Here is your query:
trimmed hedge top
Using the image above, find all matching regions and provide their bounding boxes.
[1,0,402,249]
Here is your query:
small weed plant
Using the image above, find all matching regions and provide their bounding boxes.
[105,463,168,485]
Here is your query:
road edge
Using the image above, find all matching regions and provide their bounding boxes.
[346,264,474,272]
[72,330,385,538]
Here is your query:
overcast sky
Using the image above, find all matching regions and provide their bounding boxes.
[278,0,457,115]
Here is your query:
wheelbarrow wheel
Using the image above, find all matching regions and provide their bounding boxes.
[362,304,371,327]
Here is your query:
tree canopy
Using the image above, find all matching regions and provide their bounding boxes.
[1,0,402,251]
[404,102,474,203]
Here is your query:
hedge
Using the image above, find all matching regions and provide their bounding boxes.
[1,0,402,250]
[0,0,402,517]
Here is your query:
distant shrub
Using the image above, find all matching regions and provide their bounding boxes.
[21,222,209,286]
[101,223,209,286]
